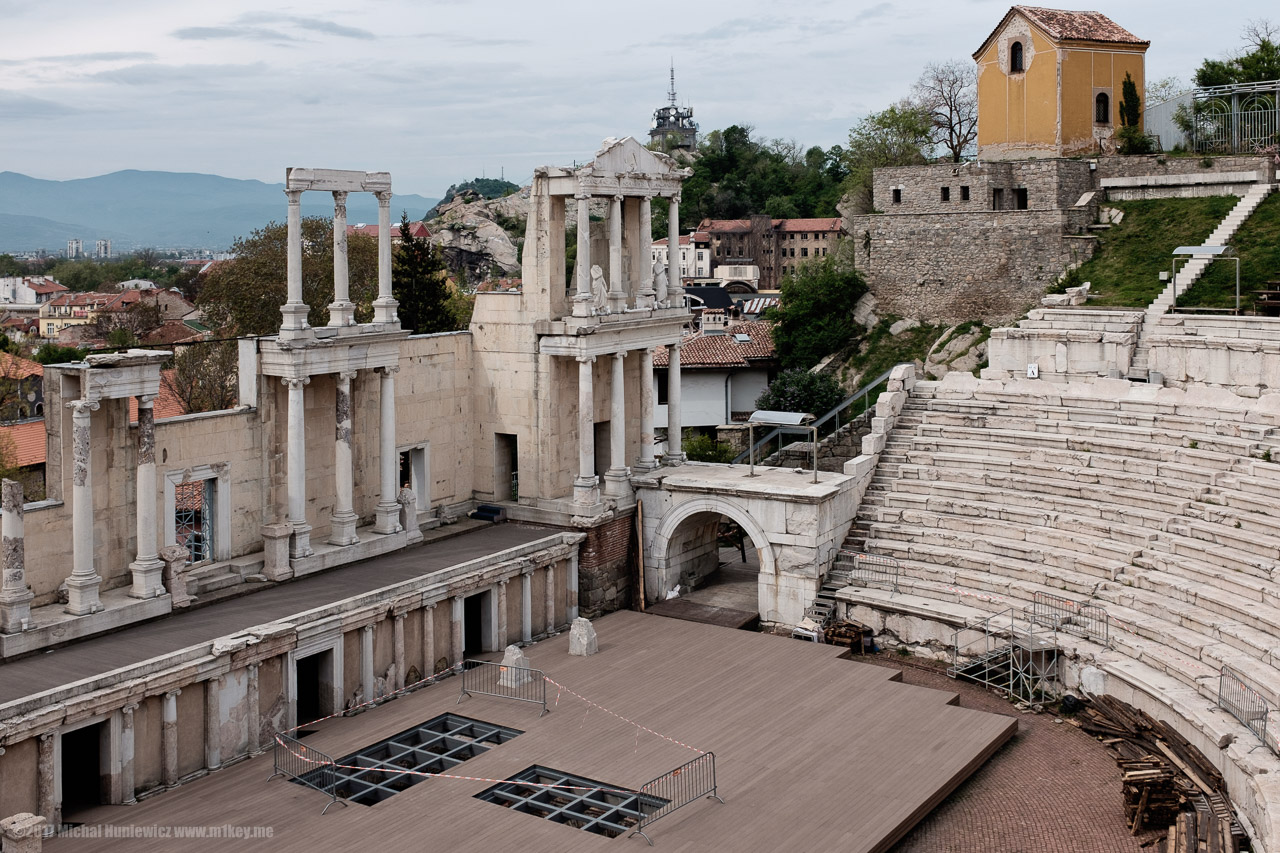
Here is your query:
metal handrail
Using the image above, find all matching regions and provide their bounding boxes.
[268,733,346,814]
[1194,78,1280,98]
[730,366,896,465]
[457,659,549,717]
[630,752,724,846]
[1219,664,1275,754]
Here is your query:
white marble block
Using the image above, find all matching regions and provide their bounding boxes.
[568,617,598,656]
[498,644,533,687]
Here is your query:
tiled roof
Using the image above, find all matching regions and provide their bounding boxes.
[140,321,205,346]
[0,352,43,380]
[698,218,844,234]
[46,291,116,309]
[129,370,191,421]
[347,221,431,240]
[975,6,1147,57]
[2,419,47,468]
[740,296,780,316]
[27,278,68,295]
[653,321,775,368]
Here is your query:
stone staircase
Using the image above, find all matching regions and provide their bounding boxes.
[1128,182,1277,381]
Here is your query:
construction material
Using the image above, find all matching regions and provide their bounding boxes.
[824,619,875,653]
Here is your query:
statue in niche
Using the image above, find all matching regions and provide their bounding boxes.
[653,259,670,305]
[591,265,610,314]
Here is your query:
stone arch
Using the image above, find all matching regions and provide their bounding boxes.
[647,495,775,603]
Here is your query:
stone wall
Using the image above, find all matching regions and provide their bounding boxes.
[763,413,871,472]
[872,160,1095,215]
[1094,154,1275,183]
[575,510,634,617]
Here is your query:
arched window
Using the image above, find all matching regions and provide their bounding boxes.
[1010,41,1024,73]
[1095,92,1110,124]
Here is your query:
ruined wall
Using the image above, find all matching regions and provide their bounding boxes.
[1094,154,1275,183]
[397,332,476,510]
[873,160,1095,215]
[576,510,634,617]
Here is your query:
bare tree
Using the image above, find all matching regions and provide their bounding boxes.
[1146,76,1185,105]
[911,60,978,163]
[161,341,238,414]
[1243,18,1278,50]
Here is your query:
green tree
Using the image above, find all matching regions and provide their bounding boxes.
[1116,72,1153,154]
[161,341,239,414]
[754,369,845,417]
[1194,20,1280,86]
[33,344,87,365]
[841,103,932,213]
[766,243,867,370]
[682,432,738,463]
[197,218,378,336]
[392,212,453,334]
[0,255,24,276]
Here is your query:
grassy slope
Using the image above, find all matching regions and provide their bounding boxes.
[1180,191,1280,310]
[840,317,948,387]
[1076,196,1238,308]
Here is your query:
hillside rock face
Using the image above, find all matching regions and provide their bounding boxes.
[426,189,528,281]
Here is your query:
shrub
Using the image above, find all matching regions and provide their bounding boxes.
[755,369,844,417]
[682,432,738,464]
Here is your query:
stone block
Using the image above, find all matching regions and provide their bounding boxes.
[260,523,294,582]
[0,813,46,852]
[497,645,532,687]
[861,432,886,455]
[568,617,598,656]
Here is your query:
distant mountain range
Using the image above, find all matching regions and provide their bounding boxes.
[0,171,440,254]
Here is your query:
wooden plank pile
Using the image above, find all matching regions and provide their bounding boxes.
[824,619,874,653]
[1069,695,1246,852]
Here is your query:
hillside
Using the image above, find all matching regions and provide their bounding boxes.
[1180,191,1280,310]
[0,171,439,253]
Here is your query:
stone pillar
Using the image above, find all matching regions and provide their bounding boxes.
[246,663,261,752]
[0,813,47,852]
[361,624,375,700]
[603,351,630,496]
[329,371,358,546]
[572,190,593,317]
[280,188,310,337]
[374,366,401,534]
[450,595,464,668]
[422,602,436,676]
[204,676,223,771]
[328,191,356,326]
[37,732,56,830]
[568,554,580,621]
[66,398,102,616]
[120,703,138,804]
[0,478,33,633]
[521,569,533,643]
[666,342,685,465]
[284,378,313,558]
[259,523,293,582]
[496,580,509,649]
[162,689,180,788]
[574,356,599,506]
[160,544,193,608]
[637,348,657,471]
[128,397,164,599]
[608,194,626,312]
[545,563,557,634]
[665,194,681,305]
[637,195,655,307]
[392,613,406,691]
[372,191,399,324]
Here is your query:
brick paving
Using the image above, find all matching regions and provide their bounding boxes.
[864,655,1166,853]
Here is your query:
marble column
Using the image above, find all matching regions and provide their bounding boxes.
[637,348,657,471]
[603,351,630,496]
[162,689,181,788]
[572,190,593,317]
[284,378,313,558]
[450,595,464,668]
[0,478,33,633]
[607,194,626,312]
[568,554,580,621]
[121,703,138,804]
[544,563,557,634]
[128,397,164,599]
[246,663,261,753]
[280,188,310,336]
[666,342,685,465]
[665,194,681,305]
[372,191,399,324]
[328,191,355,326]
[392,613,406,691]
[329,371,359,546]
[638,195,656,307]
[361,624,375,700]
[496,580,509,649]
[37,733,56,829]
[67,398,102,615]
[374,366,401,534]
[574,356,599,506]
[520,570,533,643]
[422,602,436,676]
[204,677,223,771]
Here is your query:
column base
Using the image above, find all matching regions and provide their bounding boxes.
[328,511,360,546]
[602,468,632,497]
[573,475,600,506]
[571,295,594,318]
[372,297,400,325]
[326,301,357,327]
[0,590,34,634]
[664,453,686,467]
[127,557,166,600]
[608,294,627,313]
[633,457,659,473]
[260,522,294,581]
[64,574,104,616]
[373,502,402,535]
[290,523,314,559]
[278,302,312,341]
[635,289,656,309]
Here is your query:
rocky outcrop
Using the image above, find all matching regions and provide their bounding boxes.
[426,189,529,282]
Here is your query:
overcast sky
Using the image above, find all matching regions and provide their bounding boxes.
[2,1,1272,198]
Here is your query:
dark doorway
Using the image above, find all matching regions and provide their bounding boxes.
[296,652,325,726]
[494,434,518,501]
[1014,188,1029,210]
[464,592,487,656]
[61,723,105,818]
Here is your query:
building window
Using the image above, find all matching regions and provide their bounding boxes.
[892,188,902,204]
[1014,188,1029,210]
[165,465,231,565]
[941,186,951,202]
[656,369,668,405]
[1095,93,1110,124]
[1010,41,1024,73]
[789,247,795,257]
[801,248,808,257]
[961,185,970,201]
[992,188,1004,210]
[398,444,430,507]
[801,233,808,240]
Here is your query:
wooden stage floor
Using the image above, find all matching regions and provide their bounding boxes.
[48,611,1017,853]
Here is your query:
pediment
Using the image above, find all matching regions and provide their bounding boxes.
[589,136,680,177]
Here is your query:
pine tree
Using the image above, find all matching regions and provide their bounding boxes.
[392,212,450,334]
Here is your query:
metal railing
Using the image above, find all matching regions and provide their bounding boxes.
[268,733,346,814]
[1186,79,1280,153]
[731,367,895,465]
[630,752,724,846]
[841,551,901,594]
[457,659,549,717]
[1028,591,1110,647]
[1219,664,1273,752]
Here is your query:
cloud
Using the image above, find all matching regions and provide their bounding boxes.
[172,25,297,43]
[0,51,156,67]
[90,62,270,86]
[173,13,375,43]
[0,90,83,118]
[855,3,893,22]
[238,13,376,40]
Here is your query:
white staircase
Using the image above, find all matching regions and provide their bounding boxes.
[1128,182,1277,381]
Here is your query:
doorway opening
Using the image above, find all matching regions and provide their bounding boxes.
[463,590,492,656]
[494,434,518,501]
[61,722,106,820]
[295,649,336,726]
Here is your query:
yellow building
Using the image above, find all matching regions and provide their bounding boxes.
[974,6,1148,160]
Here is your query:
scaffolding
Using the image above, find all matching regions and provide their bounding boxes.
[948,608,1061,704]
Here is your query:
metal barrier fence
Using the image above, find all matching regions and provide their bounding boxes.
[1028,591,1110,647]
[838,550,901,594]
[268,733,346,814]
[457,659,549,717]
[630,752,724,846]
[1219,665,1273,752]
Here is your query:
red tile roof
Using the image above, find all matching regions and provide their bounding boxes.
[2,419,47,468]
[653,321,775,368]
[129,370,191,421]
[0,352,43,381]
[27,278,68,295]
[347,221,431,240]
[975,6,1148,58]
